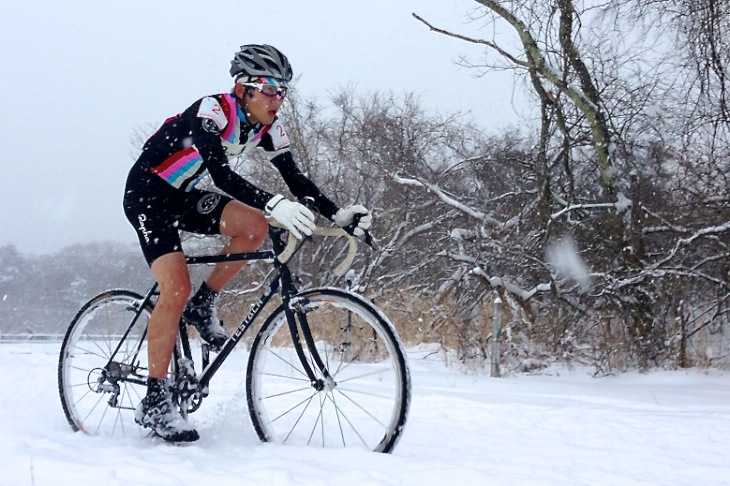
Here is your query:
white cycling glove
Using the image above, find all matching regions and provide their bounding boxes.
[334,205,372,237]
[265,195,316,240]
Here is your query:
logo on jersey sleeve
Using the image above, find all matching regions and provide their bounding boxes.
[269,119,291,151]
[202,118,220,134]
[197,97,228,134]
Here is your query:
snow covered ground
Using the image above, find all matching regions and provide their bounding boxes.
[2,341,730,485]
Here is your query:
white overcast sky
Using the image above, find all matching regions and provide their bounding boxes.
[0,0,530,255]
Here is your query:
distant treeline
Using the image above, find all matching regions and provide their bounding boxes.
[0,242,150,336]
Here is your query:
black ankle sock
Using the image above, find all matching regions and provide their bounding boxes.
[191,282,218,307]
[147,377,167,396]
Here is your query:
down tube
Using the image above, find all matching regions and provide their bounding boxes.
[198,277,279,388]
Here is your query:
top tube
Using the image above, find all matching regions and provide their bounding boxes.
[184,250,276,265]
[184,224,358,277]
[184,223,286,265]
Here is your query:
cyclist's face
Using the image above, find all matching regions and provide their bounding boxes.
[235,83,284,125]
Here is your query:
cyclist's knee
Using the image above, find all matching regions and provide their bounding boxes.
[221,201,268,247]
[150,255,192,310]
[248,212,268,246]
[227,210,267,248]
[158,279,191,311]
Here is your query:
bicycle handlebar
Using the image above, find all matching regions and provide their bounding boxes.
[268,196,376,277]
[271,223,358,277]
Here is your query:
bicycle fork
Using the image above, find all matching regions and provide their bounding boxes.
[283,293,334,392]
[269,226,335,390]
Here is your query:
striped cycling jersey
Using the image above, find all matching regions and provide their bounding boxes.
[134,92,338,218]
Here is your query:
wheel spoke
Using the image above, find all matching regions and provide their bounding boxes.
[334,366,395,383]
[259,371,310,383]
[264,347,309,379]
[333,388,388,427]
[70,345,110,361]
[261,385,313,400]
[324,391,370,448]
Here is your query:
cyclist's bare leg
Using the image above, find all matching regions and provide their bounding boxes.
[147,202,266,377]
[204,200,268,292]
[148,252,191,379]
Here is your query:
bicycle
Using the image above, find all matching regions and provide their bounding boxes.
[57,222,411,453]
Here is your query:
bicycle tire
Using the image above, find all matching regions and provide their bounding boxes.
[58,289,157,438]
[246,287,410,453]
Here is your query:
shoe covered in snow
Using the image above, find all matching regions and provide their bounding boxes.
[182,283,227,348]
[134,378,199,443]
[183,300,227,348]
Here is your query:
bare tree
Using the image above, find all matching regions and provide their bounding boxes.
[406,1,730,371]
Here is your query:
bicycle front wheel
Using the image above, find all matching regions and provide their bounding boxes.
[246,287,410,453]
[58,289,154,438]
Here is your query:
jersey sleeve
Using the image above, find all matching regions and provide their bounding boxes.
[197,145,275,210]
[270,151,340,219]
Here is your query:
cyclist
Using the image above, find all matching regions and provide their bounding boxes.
[122,44,372,442]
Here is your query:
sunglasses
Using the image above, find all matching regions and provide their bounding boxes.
[243,83,289,99]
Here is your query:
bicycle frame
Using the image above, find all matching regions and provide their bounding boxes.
[108,226,334,403]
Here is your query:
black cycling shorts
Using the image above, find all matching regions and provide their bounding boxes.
[123,164,232,266]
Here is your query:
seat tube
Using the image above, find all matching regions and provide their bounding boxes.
[107,284,159,368]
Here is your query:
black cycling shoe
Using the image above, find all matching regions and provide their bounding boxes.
[183,301,227,348]
[135,380,199,443]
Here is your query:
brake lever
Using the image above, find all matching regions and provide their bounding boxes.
[362,229,376,249]
[344,214,378,250]
[298,197,377,249]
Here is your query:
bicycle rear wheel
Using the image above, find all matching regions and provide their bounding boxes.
[58,289,155,438]
[246,287,410,453]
